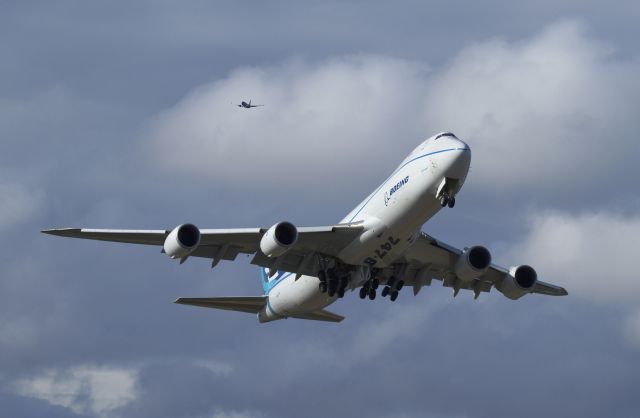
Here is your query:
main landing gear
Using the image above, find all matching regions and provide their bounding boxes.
[318,270,348,298]
[319,269,406,302]
[359,278,379,300]
[381,276,404,302]
[357,276,404,302]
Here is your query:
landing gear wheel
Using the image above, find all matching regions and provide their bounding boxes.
[359,287,367,299]
[328,282,337,297]
[369,288,376,300]
[390,291,399,302]
[318,271,327,283]
[441,196,449,207]
[319,282,327,293]
[447,196,455,208]
[371,279,379,290]
[396,280,404,291]
[337,288,345,298]
[381,286,390,297]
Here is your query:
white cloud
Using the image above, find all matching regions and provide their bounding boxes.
[140,21,640,198]
[508,211,640,304]
[13,365,138,417]
[509,210,640,347]
[0,182,43,229]
[140,55,431,193]
[422,20,640,191]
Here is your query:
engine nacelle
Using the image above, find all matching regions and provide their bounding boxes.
[454,246,492,282]
[163,223,201,259]
[260,222,298,258]
[497,265,538,300]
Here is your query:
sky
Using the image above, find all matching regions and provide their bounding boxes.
[2,1,640,417]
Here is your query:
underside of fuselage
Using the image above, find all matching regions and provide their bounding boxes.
[258,133,472,322]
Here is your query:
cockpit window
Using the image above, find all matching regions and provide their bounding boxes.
[434,132,457,140]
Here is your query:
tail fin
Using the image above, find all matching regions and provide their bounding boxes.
[260,267,292,294]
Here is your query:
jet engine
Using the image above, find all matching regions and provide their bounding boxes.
[454,246,492,281]
[163,223,201,259]
[260,222,298,258]
[497,265,538,300]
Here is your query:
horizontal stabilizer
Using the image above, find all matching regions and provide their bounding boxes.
[175,296,267,314]
[290,309,345,323]
[175,297,344,322]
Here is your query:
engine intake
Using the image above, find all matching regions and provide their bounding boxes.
[497,265,538,300]
[454,245,492,281]
[163,223,201,259]
[260,222,298,258]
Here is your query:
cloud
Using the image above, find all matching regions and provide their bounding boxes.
[508,210,640,304]
[4,14,640,418]
[12,365,138,418]
[0,181,43,229]
[509,210,640,347]
[422,20,640,194]
[140,20,640,203]
[139,55,431,195]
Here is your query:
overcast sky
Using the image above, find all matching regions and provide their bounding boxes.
[2,1,640,417]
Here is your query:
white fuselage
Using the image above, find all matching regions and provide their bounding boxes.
[259,133,471,322]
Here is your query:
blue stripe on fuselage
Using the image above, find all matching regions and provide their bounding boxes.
[347,147,469,223]
[260,267,293,295]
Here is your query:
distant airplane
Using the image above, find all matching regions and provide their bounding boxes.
[43,132,567,324]
[237,100,263,108]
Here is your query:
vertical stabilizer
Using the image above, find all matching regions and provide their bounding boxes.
[259,267,291,295]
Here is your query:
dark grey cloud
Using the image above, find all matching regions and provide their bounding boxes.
[2,1,640,418]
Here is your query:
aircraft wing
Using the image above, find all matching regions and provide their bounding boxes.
[42,223,364,275]
[400,232,568,298]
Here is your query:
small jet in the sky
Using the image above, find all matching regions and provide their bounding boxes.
[236,100,263,108]
[43,132,567,324]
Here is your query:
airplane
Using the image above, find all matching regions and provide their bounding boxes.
[42,132,568,323]
[236,100,263,108]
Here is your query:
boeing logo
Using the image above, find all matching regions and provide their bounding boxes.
[384,176,409,206]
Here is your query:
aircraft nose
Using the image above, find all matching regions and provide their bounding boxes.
[442,135,469,151]
[438,137,471,179]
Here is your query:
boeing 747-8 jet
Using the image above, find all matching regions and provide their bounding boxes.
[43,132,567,323]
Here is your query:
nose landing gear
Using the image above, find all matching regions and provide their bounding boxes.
[440,194,455,208]
[437,177,458,208]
